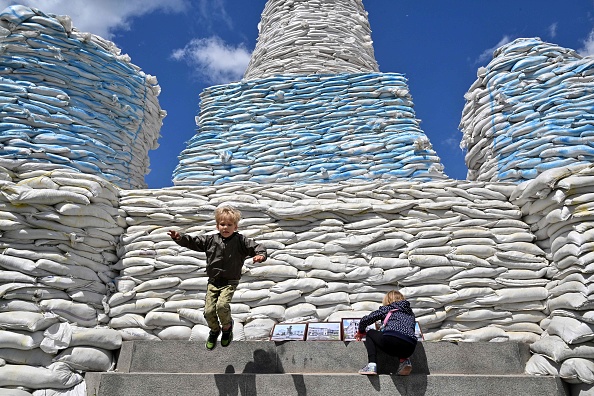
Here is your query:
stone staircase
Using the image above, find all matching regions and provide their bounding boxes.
[85,341,569,396]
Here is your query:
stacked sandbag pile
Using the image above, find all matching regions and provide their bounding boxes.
[511,164,594,388]
[460,37,594,183]
[172,72,446,185]
[0,5,165,190]
[113,179,549,344]
[243,0,378,79]
[0,166,123,394]
[173,0,446,186]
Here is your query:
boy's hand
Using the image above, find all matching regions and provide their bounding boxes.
[355,331,365,341]
[168,230,181,241]
[252,255,265,263]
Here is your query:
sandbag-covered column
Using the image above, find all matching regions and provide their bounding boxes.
[0,167,123,393]
[460,37,594,183]
[0,5,165,189]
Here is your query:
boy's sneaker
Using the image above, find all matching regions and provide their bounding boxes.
[221,321,233,347]
[358,363,377,375]
[205,330,219,350]
[397,358,412,376]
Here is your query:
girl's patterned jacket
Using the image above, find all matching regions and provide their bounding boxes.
[357,300,418,345]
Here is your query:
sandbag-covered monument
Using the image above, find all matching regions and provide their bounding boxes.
[1,1,594,395]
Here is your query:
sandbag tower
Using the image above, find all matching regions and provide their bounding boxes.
[172,0,446,185]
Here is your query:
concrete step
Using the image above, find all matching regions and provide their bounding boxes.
[85,341,570,396]
[86,372,568,396]
[113,340,532,375]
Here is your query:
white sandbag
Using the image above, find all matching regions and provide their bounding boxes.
[447,309,511,322]
[525,353,561,376]
[0,312,58,332]
[560,358,594,384]
[247,265,298,278]
[0,330,44,350]
[375,267,420,283]
[546,316,594,344]
[505,331,541,343]
[368,257,410,269]
[243,318,276,341]
[316,304,351,321]
[0,362,82,389]
[457,326,508,342]
[0,389,32,396]
[53,346,113,372]
[70,327,122,350]
[38,300,97,327]
[285,303,317,320]
[133,277,181,292]
[476,287,548,305]
[32,379,87,396]
[303,292,350,306]
[117,328,159,341]
[270,278,326,293]
[249,305,285,320]
[144,312,193,328]
[548,293,590,311]
[531,335,594,363]
[108,298,164,317]
[176,308,208,325]
[0,347,54,367]
[423,328,462,342]
[154,326,192,340]
[109,314,154,330]
[41,323,73,354]
[232,289,270,302]
[178,278,209,290]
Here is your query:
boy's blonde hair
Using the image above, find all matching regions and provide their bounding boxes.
[383,290,405,305]
[215,205,241,225]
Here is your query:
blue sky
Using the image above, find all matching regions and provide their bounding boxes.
[2,0,594,188]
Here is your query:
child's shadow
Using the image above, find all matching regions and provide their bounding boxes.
[215,348,305,396]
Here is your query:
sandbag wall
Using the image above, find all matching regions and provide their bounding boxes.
[113,179,549,345]
[0,5,165,190]
[460,37,594,183]
[243,0,378,79]
[0,167,123,394]
[173,72,446,185]
[511,164,594,387]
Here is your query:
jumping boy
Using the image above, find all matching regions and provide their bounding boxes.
[168,205,267,350]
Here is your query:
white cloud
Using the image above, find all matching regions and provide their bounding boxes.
[476,35,512,65]
[171,36,252,84]
[0,0,188,38]
[197,0,232,30]
[549,22,558,38]
[579,29,594,56]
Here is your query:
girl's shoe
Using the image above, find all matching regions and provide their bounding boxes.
[358,363,377,375]
[205,330,220,350]
[397,358,412,376]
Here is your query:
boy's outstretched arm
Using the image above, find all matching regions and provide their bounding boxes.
[168,230,181,241]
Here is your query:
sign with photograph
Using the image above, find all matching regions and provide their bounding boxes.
[270,323,307,341]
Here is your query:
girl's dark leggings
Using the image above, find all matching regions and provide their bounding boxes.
[364,329,416,363]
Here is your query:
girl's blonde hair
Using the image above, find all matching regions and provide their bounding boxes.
[383,290,405,305]
[215,205,241,225]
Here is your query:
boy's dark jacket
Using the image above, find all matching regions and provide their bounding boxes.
[358,300,418,345]
[174,232,267,284]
